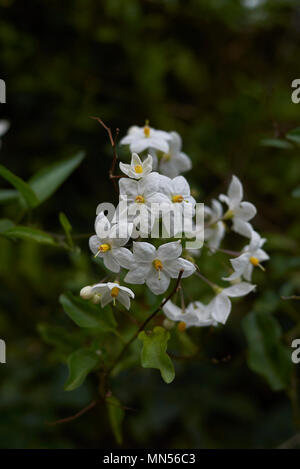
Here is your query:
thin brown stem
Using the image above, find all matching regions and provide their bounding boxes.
[47,400,97,426]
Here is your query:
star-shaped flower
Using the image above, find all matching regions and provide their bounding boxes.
[121,240,196,295]
[0,120,9,150]
[120,124,170,153]
[207,282,256,325]
[90,282,135,309]
[162,299,217,330]
[158,175,196,213]
[205,199,225,252]
[89,213,132,273]
[151,131,192,178]
[119,153,153,180]
[219,175,256,237]
[223,231,269,282]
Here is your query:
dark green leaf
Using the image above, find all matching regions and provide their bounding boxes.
[64,348,100,391]
[106,395,124,445]
[138,326,175,384]
[0,189,19,204]
[260,138,293,149]
[28,151,85,205]
[0,164,38,208]
[242,311,293,391]
[286,127,300,144]
[59,292,117,331]
[3,226,56,245]
[38,323,82,355]
[59,212,73,247]
[0,218,15,233]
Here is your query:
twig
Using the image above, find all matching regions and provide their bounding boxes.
[47,400,97,426]
[282,296,300,301]
[90,116,120,191]
[109,270,184,373]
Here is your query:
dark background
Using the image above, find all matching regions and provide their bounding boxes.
[0,0,300,449]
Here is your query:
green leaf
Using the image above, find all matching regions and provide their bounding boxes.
[38,323,82,354]
[260,138,293,149]
[59,292,117,331]
[0,164,38,208]
[64,348,100,391]
[3,226,56,245]
[286,127,300,144]
[28,151,85,205]
[242,311,293,391]
[0,189,19,204]
[138,326,175,384]
[59,212,73,247]
[0,218,15,233]
[292,186,300,198]
[106,395,124,445]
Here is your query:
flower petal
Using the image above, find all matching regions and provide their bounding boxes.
[209,294,232,324]
[133,241,156,262]
[223,282,256,297]
[103,251,120,273]
[228,175,243,209]
[146,268,170,295]
[235,201,257,221]
[157,240,182,261]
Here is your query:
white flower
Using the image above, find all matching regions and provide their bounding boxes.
[119,153,152,180]
[121,240,196,295]
[151,131,192,178]
[219,175,256,237]
[120,124,171,153]
[89,212,132,273]
[205,199,225,252]
[158,175,196,213]
[90,282,134,310]
[119,172,169,234]
[163,299,217,329]
[207,282,256,325]
[223,231,269,282]
[0,120,9,149]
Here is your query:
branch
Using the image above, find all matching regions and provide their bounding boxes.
[109,269,184,373]
[90,116,120,191]
[47,400,97,426]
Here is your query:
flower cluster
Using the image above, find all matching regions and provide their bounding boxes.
[81,123,268,330]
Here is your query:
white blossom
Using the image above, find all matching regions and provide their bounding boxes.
[90,282,134,310]
[223,231,269,282]
[151,131,192,178]
[89,212,132,273]
[158,174,196,214]
[119,153,152,180]
[207,282,256,325]
[121,240,196,295]
[120,124,170,153]
[0,120,9,150]
[205,199,225,252]
[163,299,217,329]
[219,175,256,237]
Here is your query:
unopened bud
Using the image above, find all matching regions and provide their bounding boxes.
[80,286,94,300]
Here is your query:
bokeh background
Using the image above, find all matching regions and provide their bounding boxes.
[0,0,300,449]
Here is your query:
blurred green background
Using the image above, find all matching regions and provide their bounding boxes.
[0,0,300,449]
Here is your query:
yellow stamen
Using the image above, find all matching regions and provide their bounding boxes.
[134,164,143,174]
[153,259,163,271]
[162,152,171,161]
[250,256,259,266]
[135,195,145,203]
[172,194,184,203]
[144,125,150,137]
[110,287,119,298]
[98,243,111,253]
[223,209,234,220]
[178,321,186,332]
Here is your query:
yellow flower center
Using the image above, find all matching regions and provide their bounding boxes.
[162,152,171,161]
[172,194,184,203]
[134,164,143,174]
[98,243,111,252]
[135,195,145,203]
[178,321,186,332]
[250,256,259,266]
[144,125,150,137]
[223,209,234,220]
[110,287,119,298]
[153,259,163,271]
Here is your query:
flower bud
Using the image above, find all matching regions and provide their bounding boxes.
[80,286,94,300]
